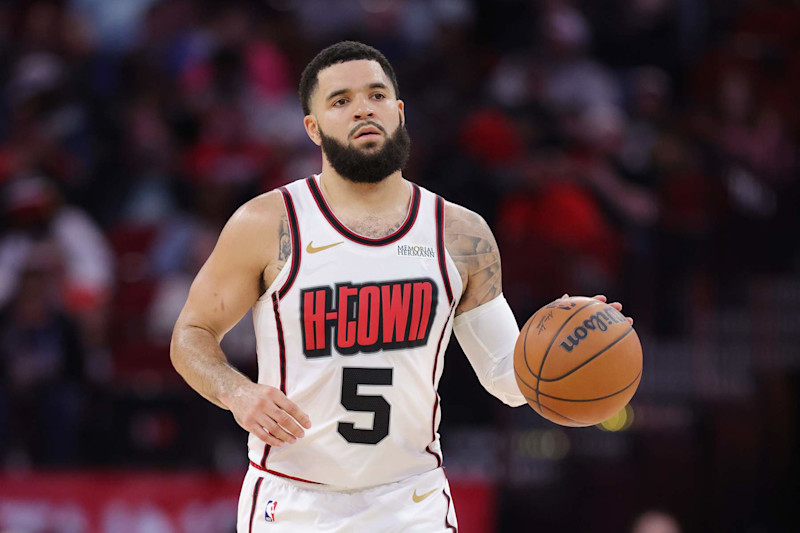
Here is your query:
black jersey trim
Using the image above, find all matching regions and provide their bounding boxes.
[260,443,271,468]
[443,486,458,532]
[261,292,288,469]
[426,300,455,468]
[248,476,263,533]
[305,176,421,246]
[435,196,453,304]
[272,293,287,394]
[277,187,301,299]
[272,293,286,394]
[260,444,270,468]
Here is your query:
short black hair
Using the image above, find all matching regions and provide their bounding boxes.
[298,41,400,116]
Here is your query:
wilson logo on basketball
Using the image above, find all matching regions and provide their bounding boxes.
[300,278,438,357]
[559,308,628,353]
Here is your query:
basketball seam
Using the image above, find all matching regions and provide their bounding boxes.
[520,321,635,382]
[533,399,590,426]
[533,369,642,402]
[521,311,537,393]
[514,367,537,394]
[543,327,635,382]
[532,300,604,414]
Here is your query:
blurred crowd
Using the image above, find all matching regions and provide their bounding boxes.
[0,0,798,522]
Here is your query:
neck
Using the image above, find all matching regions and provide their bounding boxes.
[319,159,408,214]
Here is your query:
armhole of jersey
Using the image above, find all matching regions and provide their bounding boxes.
[435,196,454,305]
[277,187,301,299]
[258,187,301,303]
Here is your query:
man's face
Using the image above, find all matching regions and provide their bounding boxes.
[305,59,409,183]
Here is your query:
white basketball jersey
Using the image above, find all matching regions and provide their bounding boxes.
[247,175,463,489]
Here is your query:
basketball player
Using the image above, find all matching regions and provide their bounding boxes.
[171,41,629,532]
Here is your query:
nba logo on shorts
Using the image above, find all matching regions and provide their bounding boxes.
[265,500,278,522]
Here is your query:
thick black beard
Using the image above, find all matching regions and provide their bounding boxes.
[319,123,411,184]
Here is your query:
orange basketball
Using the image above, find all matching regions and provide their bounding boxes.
[514,296,643,427]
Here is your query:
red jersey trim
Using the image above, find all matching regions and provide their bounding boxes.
[249,460,324,485]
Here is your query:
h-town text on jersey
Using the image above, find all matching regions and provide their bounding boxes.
[300,279,439,357]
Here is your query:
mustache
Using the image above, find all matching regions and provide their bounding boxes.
[348,120,387,139]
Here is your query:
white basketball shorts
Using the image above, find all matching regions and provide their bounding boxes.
[237,465,459,532]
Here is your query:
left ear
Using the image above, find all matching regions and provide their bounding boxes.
[398,100,405,127]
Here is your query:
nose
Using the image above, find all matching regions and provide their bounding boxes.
[352,95,374,120]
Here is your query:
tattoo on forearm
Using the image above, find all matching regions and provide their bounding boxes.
[444,207,502,315]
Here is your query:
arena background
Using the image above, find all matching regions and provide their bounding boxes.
[1,0,799,531]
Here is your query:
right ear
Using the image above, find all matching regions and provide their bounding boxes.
[304,115,322,146]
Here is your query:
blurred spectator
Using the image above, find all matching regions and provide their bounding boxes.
[716,69,795,186]
[69,0,161,53]
[146,173,256,369]
[182,103,278,191]
[178,2,301,149]
[496,152,620,315]
[116,98,179,224]
[10,0,93,58]
[652,132,720,335]
[0,176,113,312]
[569,104,659,227]
[0,175,113,380]
[180,4,292,106]
[1,53,92,190]
[0,241,86,466]
[541,0,622,114]
[621,66,672,179]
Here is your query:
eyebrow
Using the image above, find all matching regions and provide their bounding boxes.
[325,82,390,102]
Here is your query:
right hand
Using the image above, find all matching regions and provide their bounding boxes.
[224,382,312,448]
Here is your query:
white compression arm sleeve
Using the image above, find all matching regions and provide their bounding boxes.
[452,294,526,407]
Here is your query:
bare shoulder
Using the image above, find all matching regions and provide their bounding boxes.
[176,190,289,338]
[210,190,286,276]
[227,190,291,288]
[443,201,502,315]
[229,190,286,231]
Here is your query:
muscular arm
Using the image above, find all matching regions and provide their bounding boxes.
[444,203,502,315]
[445,202,525,406]
[171,191,310,444]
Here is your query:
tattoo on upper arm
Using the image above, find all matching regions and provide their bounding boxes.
[278,214,291,264]
[262,212,292,295]
[445,207,502,315]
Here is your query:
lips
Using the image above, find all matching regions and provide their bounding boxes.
[354,127,381,139]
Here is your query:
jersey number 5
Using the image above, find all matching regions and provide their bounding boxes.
[338,367,392,445]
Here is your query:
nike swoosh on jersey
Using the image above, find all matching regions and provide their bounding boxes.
[412,488,438,503]
[306,241,344,254]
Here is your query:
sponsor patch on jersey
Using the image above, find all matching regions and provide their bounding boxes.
[265,500,278,522]
[396,244,436,258]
